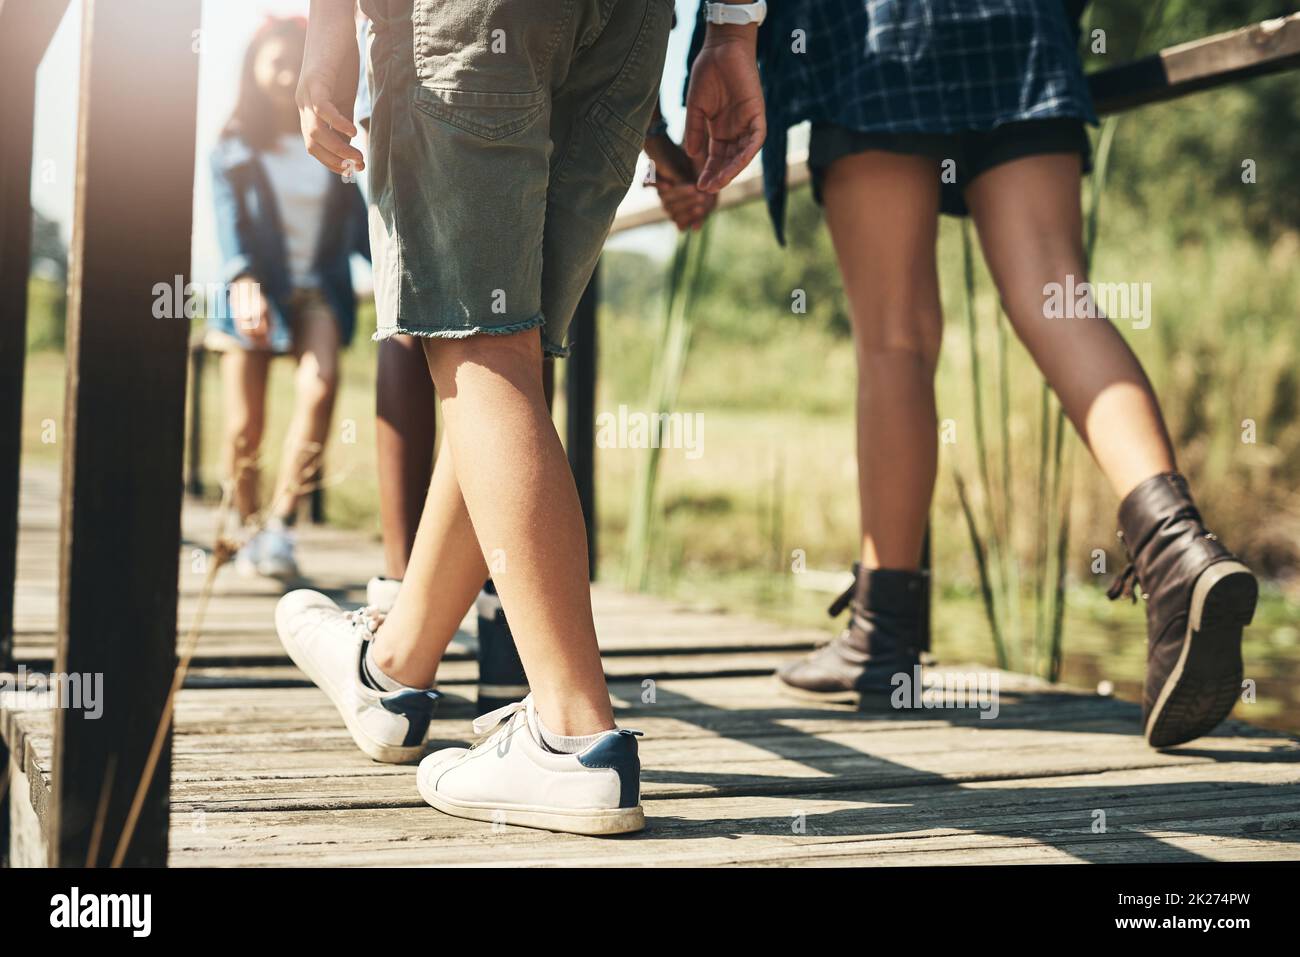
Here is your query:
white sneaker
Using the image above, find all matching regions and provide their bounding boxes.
[258,525,300,581]
[416,695,645,836]
[366,576,402,614]
[275,589,441,763]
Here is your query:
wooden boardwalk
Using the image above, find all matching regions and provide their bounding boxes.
[5,467,1300,866]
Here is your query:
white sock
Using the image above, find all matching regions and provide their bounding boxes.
[363,641,410,693]
[534,711,609,754]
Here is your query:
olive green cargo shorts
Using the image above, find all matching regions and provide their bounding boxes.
[362,0,672,357]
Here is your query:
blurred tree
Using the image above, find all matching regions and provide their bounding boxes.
[30,208,66,275]
[28,208,67,350]
[1085,0,1300,236]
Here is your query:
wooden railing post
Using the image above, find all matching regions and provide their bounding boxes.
[0,0,73,871]
[186,341,206,499]
[566,268,599,580]
[50,0,201,867]
[0,0,73,673]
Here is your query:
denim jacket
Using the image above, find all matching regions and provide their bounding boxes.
[209,133,370,352]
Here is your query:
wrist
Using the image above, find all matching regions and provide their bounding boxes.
[703,23,758,48]
[703,0,765,37]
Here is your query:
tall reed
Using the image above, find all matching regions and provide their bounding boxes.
[955,113,1120,681]
[624,223,713,590]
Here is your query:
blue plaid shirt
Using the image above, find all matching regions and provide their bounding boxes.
[690,1,1097,242]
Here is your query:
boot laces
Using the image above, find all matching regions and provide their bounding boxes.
[1106,563,1139,603]
[827,575,857,618]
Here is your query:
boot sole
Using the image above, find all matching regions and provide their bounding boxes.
[1145,560,1255,749]
[770,675,901,708]
[417,775,645,836]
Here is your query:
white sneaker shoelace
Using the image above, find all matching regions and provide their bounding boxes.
[346,605,385,636]
[472,699,526,736]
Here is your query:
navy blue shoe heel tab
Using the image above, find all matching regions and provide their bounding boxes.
[577,730,642,809]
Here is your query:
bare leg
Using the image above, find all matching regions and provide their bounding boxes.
[371,440,486,683]
[377,329,611,735]
[964,154,1176,498]
[822,151,944,571]
[269,301,341,520]
[375,343,555,581]
[219,348,270,522]
[376,335,437,579]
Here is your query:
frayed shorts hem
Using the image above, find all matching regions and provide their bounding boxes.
[373,314,569,358]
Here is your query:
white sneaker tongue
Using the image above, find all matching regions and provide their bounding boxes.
[525,702,548,747]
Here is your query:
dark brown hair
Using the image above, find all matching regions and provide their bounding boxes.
[221,16,308,152]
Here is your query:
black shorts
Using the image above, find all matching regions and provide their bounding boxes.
[808,117,1092,217]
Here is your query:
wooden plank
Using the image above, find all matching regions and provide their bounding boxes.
[7,757,46,866]
[165,763,1300,866]
[178,648,808,688]
[51,0,201,868]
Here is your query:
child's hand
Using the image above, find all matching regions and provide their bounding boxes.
[644,135,717,231]
[683,28,766,193]
[297,2,365,176]
[655,179,717,231]
[643,133,696,187]
[231,276,271,349]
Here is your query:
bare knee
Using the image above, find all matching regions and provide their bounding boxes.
[853,302,944,372]
[422,328,542,395]
[296,355,339,411]
[225,413,263,457]
[998,247,1092,342]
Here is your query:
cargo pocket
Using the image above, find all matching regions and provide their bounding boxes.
[413,86,548,141]
[411,0,574,91]
[587,100,645,185]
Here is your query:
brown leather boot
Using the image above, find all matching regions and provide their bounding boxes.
[1108,472,1257,748]
[775,564,927,704]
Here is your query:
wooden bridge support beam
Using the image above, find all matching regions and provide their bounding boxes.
[49,0,201,868]
[0,0,73,871]
[566,272,599,581]
[0,0,73,673]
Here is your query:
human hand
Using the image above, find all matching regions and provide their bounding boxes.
[297,1,365,176]
[230,276,271,349]
[683,28,765,193]
[644,135,717,231]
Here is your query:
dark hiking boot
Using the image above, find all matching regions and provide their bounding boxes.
[475,579,530,717]
[1108,472,1257,748]
[775,564,928,705]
